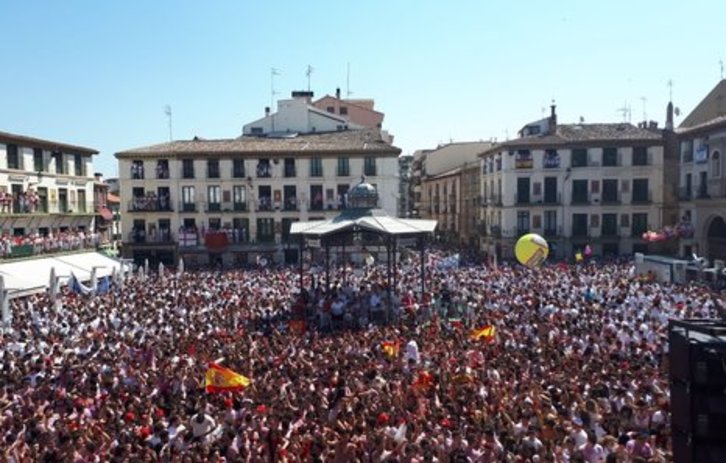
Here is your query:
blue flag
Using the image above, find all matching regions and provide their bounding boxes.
[69,274,83,295]
[97,276,110,295]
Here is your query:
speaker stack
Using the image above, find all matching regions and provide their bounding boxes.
[669,319,726,463]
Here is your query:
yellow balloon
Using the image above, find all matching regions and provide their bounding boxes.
[515,233,549,268]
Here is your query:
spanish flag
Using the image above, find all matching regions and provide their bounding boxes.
[205,363,251,393]
[412,370,434,390]
[382,341,400,360]
[470,325,496,342]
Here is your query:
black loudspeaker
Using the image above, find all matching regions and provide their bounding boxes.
[669,320,726,463]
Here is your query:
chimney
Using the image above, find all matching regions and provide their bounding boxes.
[336,87,341,99]
[265,106,270,117]
[548,103,557,134]
[291,90,314,102]
[665,101,674,131]
[94,172,103,182]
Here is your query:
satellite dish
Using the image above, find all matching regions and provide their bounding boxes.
[674,107,681,117]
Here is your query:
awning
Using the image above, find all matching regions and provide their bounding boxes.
[98,207,113,221]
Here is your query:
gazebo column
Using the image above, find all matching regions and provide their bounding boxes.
[392,238,398,292]
[419,236,426,301]
[386,235,393,324]
[298,235,304,293]
[324,241,330,293]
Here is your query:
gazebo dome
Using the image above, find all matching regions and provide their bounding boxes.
[348,177,379,209]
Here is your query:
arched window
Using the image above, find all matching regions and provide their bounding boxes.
[712,151,721,178]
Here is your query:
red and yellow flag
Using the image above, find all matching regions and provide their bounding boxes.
[470,325,496,342]
[205,363,251,393]
[412,370,434,390]
[382,341,400,359]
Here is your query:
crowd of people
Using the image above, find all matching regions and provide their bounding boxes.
[0,229,100,259]
[0,251,723,462]
[0,189,40,214]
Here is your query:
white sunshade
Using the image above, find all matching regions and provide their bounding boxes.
[0,252,127,295]
[290,215,437,237]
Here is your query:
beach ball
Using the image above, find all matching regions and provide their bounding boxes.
[515,233,549,268]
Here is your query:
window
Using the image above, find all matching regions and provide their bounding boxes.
[571,180,588,204]
[632,147,648,166]
[516,177,530,204]
[544,210,557,236]
[182,159,195,179]
[532,182,541,196]
[52,151,64,174]
[681,140,693,163]
[602,147,617,167]
[590,214,599,228]
[233,186,247,211]
[602,179,618,203]
[130,160,144,179]
[339,106,348,115]
[156,160,170,179]
[516,211,530,234]
[58,188,68,213]
[572,214,588,237]
[621,214,630,228]
[232,218,249,243]
[232,159,246,178]
[310,185,324,211]
[250,127,264,135]
[132,219,146,243]
[712,151,721,178]
[74,154,84,176]
[208,218,221,231]
[6,144,20,169]
[34,148,44,172]
[544,177,558,203]
[284,158,296,177]
[207,159,220,178]
[337,157,350,176]
[282,218,297,240]
[591,180,600,194]
[337,184,349,209]
[632,213,648,237]
[257,159,272,178]
[36,187,48,213]
[283,185,297,210]
[632,179,649,203]
[326,106,335,113]
[181,186,196,212]
[257,185,272,211]
[256,218,275,242]
[532,214,541,229]
[571,148,588,167]
[77,190,86,212]
[364,156,377,176]
[310,157,323,177]
[207,186,221,212]
[602,213,617,236]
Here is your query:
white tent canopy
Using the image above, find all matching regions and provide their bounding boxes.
[290,211,437,238]
[0,252,128,296]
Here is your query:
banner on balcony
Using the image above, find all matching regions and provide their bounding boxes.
[205,231,229,251]
[695,146,708,164]
[179,231,198,248]
[515,150,533,168]
[543,150,560,168]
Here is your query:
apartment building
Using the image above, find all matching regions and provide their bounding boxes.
[676,79,726,261]
[419,142,490,244]
[0,131,98,238]
[479,106,667,260]
[116,94,400,267]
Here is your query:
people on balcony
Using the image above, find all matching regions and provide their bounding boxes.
[0,229,99,258]
[0,189,40,214]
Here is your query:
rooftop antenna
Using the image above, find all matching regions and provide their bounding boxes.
[667,79,674,101]
[306,65,314,92]
[617,102,632,123]
[270,67,281,110]
[640,96,648,122]
[720,59,724,80]
[163,105,173,141]
[346,62,353,98]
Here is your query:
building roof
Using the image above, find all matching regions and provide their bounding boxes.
[679,79,726,129]
[313,95,384,116]
[0,130,98,155]
[290,208,437,237]
[116,129,400,158]
[480,123,663,155]
[107,193,120,204]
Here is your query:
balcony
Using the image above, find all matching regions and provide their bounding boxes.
[284,166,296,178]
[630,192,652,204]
[283,197,299,211]
[542,193,561,205]
[256,198,273,212]
[179,201,198,213]
[308,200,325,212]
[571,229,589,238]
[600,195,621,205]
[230,202,248,212]
[571,196,590,205]
[256,164,272,178]
[205,202,222,213]
[678,187,692,201]
[515,194,531,205]
[543,227,560,238]
[128,230,175,245]
[128,198,174,212]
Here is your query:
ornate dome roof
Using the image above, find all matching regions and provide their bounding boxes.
[348,176,378,209]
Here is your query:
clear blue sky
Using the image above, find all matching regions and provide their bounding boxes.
[1,0,724,176]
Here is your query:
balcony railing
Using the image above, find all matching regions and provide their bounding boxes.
[630,191,652,204]
[678,187,692,201]
[128,230,175,244]
[515,194,531,205]
[543,227,559,238]
[205,202,222,212]
[179,201,198,213]
[128,198,174,212]
[571,229,589,238]
[284,166,296,178]
[600,195,620,205]
[571,196,590,205]
[283,197,299,211]
[256,198,273,212]
[542,193,561,205]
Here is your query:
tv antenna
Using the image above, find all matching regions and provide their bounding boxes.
[270,68,281,110]
[640,97,648,122]
[346,62,353,98]
[617,102,631,123]
[720,59,724,80]
[306,65,314,92]
[667,79,674,101]
[163,105,173,141]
